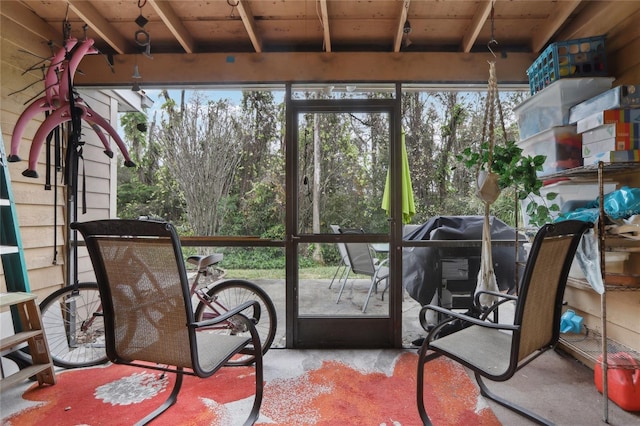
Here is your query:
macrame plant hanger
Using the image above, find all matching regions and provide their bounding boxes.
[474,3,510,307]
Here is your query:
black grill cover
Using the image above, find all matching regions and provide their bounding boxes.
[403,215,526,305]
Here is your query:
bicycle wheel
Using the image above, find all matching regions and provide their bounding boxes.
[39,282,108,369]
[194,279,277,365]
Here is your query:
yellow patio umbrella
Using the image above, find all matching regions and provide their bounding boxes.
[381,130,416,224]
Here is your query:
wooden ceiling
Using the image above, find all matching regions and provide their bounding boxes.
[3,1,640,86]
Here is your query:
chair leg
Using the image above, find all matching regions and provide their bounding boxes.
[362,273,383,313]
[416,342,442,426]
[336,275,348,304]
[335,270,352,304]
[474,372,554,426]
[244,320,264,425]
[380,277,389,301]
[329,263,345,289]
[135,368,184,426]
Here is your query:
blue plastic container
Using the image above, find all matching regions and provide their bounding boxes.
[527,36,608,95]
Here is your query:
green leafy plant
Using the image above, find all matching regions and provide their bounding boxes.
[457,140,559,228]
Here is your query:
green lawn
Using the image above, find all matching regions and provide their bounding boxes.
[225,266,341,280]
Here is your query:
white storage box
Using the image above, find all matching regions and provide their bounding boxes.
[569,85,640,124]
[517,125,582,177]
[519,180,617,228]
[576,108,640,134]
[514,77,613,140]
[569,251,629,279]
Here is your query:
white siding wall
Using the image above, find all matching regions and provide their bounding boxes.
[1,26,116,299]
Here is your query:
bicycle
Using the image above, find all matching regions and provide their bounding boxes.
[18,252,276,369]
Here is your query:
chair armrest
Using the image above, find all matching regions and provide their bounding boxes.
[377,258,389,267]
[190,300,261,329]
[419,304,518,332]
[474,290,517,305]
[474,290,517,320]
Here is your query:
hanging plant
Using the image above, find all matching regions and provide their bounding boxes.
[457,140,560,228]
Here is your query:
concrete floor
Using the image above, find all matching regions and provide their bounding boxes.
[259,278,639,425]
[2,277,638,425]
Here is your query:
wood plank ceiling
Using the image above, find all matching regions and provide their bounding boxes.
[3,0,640,86]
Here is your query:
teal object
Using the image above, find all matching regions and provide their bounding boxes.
[560,310,583,334]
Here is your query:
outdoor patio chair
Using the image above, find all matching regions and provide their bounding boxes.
[416,220,592,426]
[70,219,263,426]
[328,225,351,289]
[337,229,389,313]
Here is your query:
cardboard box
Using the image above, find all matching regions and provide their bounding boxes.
[583,149,640,166]
[517,125,582,176]
[582,123,640,156]
[581,122,640,144]
[576,108,640,134]
[569,85,640,123]
[582,137,640,157]
[514,78,613,140]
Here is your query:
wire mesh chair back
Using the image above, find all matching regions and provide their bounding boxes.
[340,229,376,276]
[71,219,264,425]
[512,220,592,362]
[95,236,194,368]
[330,225,351,268]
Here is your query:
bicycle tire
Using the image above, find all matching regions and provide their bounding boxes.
[194,279,277,366]
[39,282,108,369]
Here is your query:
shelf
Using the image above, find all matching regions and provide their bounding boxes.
[567,276,640,292]
[604,236,640,251]
[548,160,639,423]
[559,331,640,371]
[544,162,640,179]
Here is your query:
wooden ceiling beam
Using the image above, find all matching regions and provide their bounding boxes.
[67,0,131,54]
[148,0,195,54]
[236,0,262,53]
[557,0,640,41]
[74,51,534,86]
[531,0,582,53]
[461,0,492,53]
[393,0,410,53]
[319,0,331,52]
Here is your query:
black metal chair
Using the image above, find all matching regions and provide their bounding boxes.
[71,219,263,426]
[416,220,592,425]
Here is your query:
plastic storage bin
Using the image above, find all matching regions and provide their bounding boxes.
[520,180,617,228]
[517,125,582,176]
[569,251,629,279]
[515,77,613,140]
[527,35,608,95]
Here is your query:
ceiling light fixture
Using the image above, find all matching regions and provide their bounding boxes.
[403,20,412,34]
[403,20,413,48]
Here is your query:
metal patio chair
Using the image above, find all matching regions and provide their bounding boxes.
[71,219,263,426]
[337,229,389,313]
[328,225,352,289]
[416,220,592,425]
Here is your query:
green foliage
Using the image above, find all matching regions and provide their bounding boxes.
[221,247,287,270]
[457,140,557,227]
